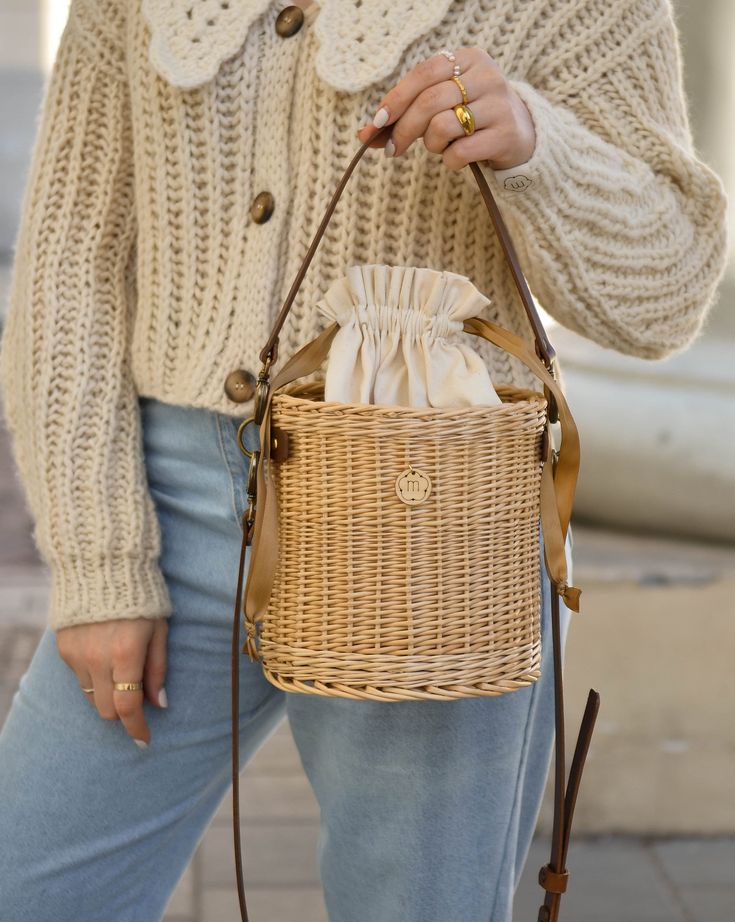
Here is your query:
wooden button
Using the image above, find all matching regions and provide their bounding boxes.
[224,369,256,403]
[250,191,275,224]
[275,6,304,37]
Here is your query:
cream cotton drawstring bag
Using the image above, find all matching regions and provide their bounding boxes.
[228,127,600,922]
[314,263,502,408]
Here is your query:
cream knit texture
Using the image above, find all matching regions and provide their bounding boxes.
[0,0,728,631]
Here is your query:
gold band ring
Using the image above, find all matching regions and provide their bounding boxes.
[113,681,144,692]
[451,75,468,105]
[453,103,476,136]
[81,687,94,694]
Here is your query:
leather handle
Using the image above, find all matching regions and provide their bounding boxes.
[259,124,555,370]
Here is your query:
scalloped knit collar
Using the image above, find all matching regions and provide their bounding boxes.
[141,0,455,93]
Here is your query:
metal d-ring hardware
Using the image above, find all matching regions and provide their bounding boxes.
[236,361,273,459]
[254,371,271,422]
[238,357,274,544]
[236,416,257,459]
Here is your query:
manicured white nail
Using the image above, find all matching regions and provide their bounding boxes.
[158,686,168,708]
[384,137,396,158]
[134,738,149,750]
[372,106,390,128]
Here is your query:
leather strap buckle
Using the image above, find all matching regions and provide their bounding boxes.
[538,862,569,894]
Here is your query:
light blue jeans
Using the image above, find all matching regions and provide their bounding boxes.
[0,395,572,922]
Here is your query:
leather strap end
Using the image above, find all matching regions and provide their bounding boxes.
[559,583,582,613]
[243,632,259,661]
[538,863,569,894]
[242,597,261,660]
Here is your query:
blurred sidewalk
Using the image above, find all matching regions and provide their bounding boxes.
[1,360,734,920]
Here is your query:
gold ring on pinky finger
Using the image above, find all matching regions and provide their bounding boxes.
[81,687,94,694]
[453,103,475,136]
[113,681,144,692]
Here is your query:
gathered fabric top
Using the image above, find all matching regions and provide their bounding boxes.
[315,264,502,407]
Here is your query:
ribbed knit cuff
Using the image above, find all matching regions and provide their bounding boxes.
[48,553,173,631]
[472,78,570,205]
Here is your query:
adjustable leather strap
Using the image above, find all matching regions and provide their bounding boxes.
[242,322,340,634]
[230,322,340,921]
[463,318,600,922]
[231,509,252,922]
[463,316,580,606]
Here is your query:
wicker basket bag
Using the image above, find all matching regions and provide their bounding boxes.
[228,127,600,922]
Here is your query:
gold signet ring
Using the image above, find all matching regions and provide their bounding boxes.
[453,103,476,136]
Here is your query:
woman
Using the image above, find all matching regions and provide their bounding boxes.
[0,0,727,920]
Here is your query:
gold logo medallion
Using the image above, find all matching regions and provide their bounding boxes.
[395,466,432,505]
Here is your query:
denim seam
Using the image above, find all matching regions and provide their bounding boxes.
[214,412,244,528]
[487,579,547,922]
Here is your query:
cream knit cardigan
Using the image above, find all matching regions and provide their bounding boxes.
[0,0,727,631]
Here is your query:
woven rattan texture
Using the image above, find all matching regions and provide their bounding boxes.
[258,384,547,701]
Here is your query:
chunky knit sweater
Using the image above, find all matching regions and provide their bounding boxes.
[0,0,727,631]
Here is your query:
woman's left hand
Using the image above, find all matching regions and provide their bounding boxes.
[356,47,536,171]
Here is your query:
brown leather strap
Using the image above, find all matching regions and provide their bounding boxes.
[538,682,600,922]
[243,322,340,633]
[260,124,555,372]
[230,322,340,921]
[462,317,580,600]
[538,864,569,894]
[231,511,252,922]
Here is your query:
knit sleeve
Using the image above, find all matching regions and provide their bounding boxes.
[0,2,172,631]
[468,0,728,359]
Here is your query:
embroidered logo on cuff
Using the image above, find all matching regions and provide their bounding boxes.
[503,174,533,192]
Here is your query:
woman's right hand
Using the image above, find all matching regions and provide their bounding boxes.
[56,617,169,748]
